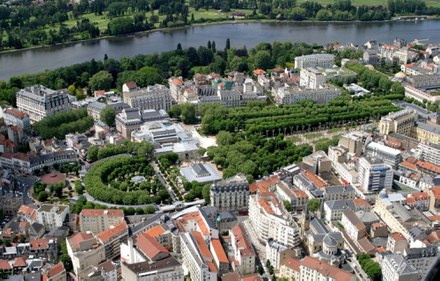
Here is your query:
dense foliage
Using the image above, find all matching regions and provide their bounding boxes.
[87,140,153,162]
[207,132,312,181]
[84,155,170,205]
[1,0,438,50]
[32,108,93,139]
[358,253,382,281]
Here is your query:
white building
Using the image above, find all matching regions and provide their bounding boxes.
[294,54,335,69]
[358,157,393,193]
[365,141,402,168]
[248,193,301,248]
[341,209,366,241]
[382,253,419,281]
[2,108,31,130]
[210,174,249,211]
[16,85,71,122]
[300,67,356,89]
[265,239,296,271]
[121,256,184,281]
[274,84,341,105]
[123,84,172,111]
[418,142,440,166]
[404,245,438,279]
[230,223,256,275]
[66,232,106,276]
[36,204,69,232]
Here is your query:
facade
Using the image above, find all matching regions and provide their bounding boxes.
[365,141,402,168]
[404,85,440,104]
[79,209,125,233]
[121,256,184,281]
[382,253,419,281]
[341,209,366,241]
[418,142,440,166]
[3,108,30,130]
[412,121,440,145]
[179,231,217,281]
[16,85,71,122]
[115,108,169,139]
[265,239,296,270]
[274,84,341,105]
[294,54,335,69]
[379,109,418,136]
[230,223,256,276]
[122,85,172,111]
[387,232,408,253]
[324,199,371,222]
[404,246,438,279]
[248,193,301,248]
[210,174,249,211]
[96,221,128,260]
[358,157,394,193]
[66,232,106,276]
[36,204,69,232]
[300,67,356,89]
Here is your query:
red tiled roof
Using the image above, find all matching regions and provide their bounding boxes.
[13,257,27,268]
[231,224,255,257]
[258,198,274,215]
[353,198,371,209]
[5,108,26,119]
[171,78,184,86]
[18,205,36,218]
[282,257,301,271]
[178,211,210,236]
[301,256,354,281]
[431,187,440,199]
[193,231,213,262]
[292,189,309,199]
[144,225,166,238]
[0,260,11,270]
[249,175,280,193]
[304,171,328,189]
[30,239,49,250]
[400,161,417,170]
[391,232,406,241]
[136,232,168,260]
[80,209,124,217]
[241,275,262,281]
[47,262,65,278]
[96,221,127,242]
[125,81,137,89]
[416,161,440,174]
[68,232,94,251]
[94,90,105,96]
[211,239,228,264]
[253,69,266,75]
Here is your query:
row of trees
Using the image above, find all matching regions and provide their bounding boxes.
[32,108,93,139]
[357,253,382,281]
[70,195,156,215]
[84,155,169,205]
[207,132,312,181]
[86,140,153,162]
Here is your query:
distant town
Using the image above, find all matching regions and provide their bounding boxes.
[0,36,440,281]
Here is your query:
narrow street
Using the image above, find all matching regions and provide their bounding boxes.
[151,161,178,203]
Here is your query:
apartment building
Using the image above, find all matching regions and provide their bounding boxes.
[323,199,371,222]
[3,108,30,131]
[341,209,366,241]
[179,231,218,281]
[404,246,438,279]
[248,193,301,248]
[16,85,71,122]
[358,157,394,193]
[121,256,184,281]
[365,141,402,168]
[36,204,69,232]
[274,84,341,105]
[294,54,335,69]
[382,253,419,281]
[210,174,249,211]
[387,232,408,254]
[230,223,256,276]
[42,262,66,281]
[96,221,128,260]
[66,232,106,276]
[123,84,172,111]
[300,67,356,89]
[379,109,418,136]
[412,121,440,145]
[115,108,169,139]
[79,209,124,233]
[265,239,296,271]
[418,142,440,166]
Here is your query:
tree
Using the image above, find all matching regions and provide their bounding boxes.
[87,145,99,162]
[100,107,116,126]
[89,71,113,91]
[75,180,83,194]
[283,200,292,212]
[308,198,321,212]
[37,191,49,202]
[145,205,156,214]
[254,50,272,69]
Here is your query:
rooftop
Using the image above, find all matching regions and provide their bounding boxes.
[96,221,128,242]
[80,209,124,217]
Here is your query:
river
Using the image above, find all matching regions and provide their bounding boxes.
[1,20,440,81]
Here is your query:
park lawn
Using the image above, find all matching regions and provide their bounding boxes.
[304,133,322,139]
[82,12,111,32]
[425,0,440,8]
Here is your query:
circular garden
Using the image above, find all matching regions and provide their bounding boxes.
[84,155,171,205]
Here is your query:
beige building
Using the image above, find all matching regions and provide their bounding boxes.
[122,84,172,111]
[341,209,366,241]
[79,209,125,233]
[66,232,106,275]
[387,232,408,253]
[379,109,418,136]
[411,121,440,145]
[16,85,71,122]
[230,223,256,275]
[121,256,184,281]
[210,174,249,211]
[36,204,69,232]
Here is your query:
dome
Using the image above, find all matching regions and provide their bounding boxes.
[323,233,338,247]
[394,72,407,79]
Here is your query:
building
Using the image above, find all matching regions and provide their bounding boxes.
[300,67,356,89]
[210,174,249,211]
[248,192,301,248]
[3,108,30,131]
[323,199,371,222]
[121,256,184,281]
[230,223,256,276]
[209,239,229,275]
[279,256,355,281]
[363,51,379,65]
[412,121,440,145]
[341,209,366,241]
[404,85,440,104]
[294,54,335,69]
[365,142,402,168]
[387,232,408,254]
[79,209,125,233]
[379,109,418,136]
[382,253,419,281]
[122,81,139,93]
[95,221,128,260]
[358,157,394,193]
[66,232,106,276]
[115,108,169,139]
[180,163,222,184]
[122,85,172,111]
[36,204,69,232]
[418,142,440,166]
[77,260,118,281]
[179,231,217,281]
[273,84,341,105]
[404,245,438,279]
[16,85,71,122]
[265,239,296,271]
[42,262,66,281]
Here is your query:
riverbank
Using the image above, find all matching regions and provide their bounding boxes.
[1,16,439,55]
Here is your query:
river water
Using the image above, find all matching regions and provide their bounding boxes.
[1,20,440,81]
